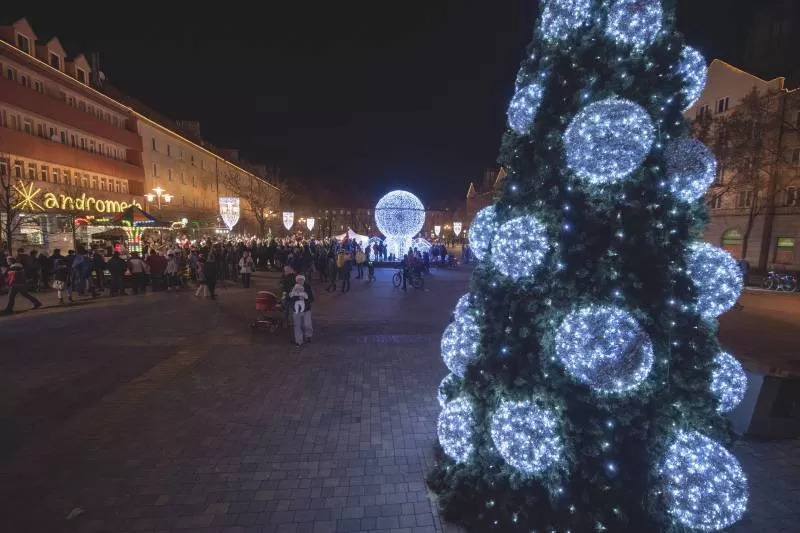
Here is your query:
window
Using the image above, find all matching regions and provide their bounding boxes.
[191,155,195,166]
[192,175,197,187]
[20,74,29,88]
[121,181,128,194]
[34,80,42,93]
[722,229,743,257]
[181,173,186,185]
[52,168,60,183]
[114,180,120,193]
[50,52,61,69]
[27,163,36,180]
[60,132,67,144]
[0,160,7,177]
[36,123,44,137]
[23,119,33,135]
[167,144,171,157]
[14,161,22,178]
[79,101,86,111]
[80,175,88,188]
[40,166,48,181]
[193,198,197,208]
[787,187,799,206]
[737,190,754,208]
[80,138,87,150]
[76,68,86,83]
[100,178,107,191]
[5,67,14,81]
[201,159,205,170]
[152,163,157,177]
[68,96,75,107]
[49,127,56,139]
[89,140,95,152]
[167,168,172,181]
[91,176,98,189]
[182,195,186,206]
[70,134,76,147]
[63,170,71,185]
[104,112,110,123]
[152,138,157,151]
[716,97,730,114]
[792,148,800,165]
[775,237,795,264]
[16,34,30,53]
[179,150,183,161]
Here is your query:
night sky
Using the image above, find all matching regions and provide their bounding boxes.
[12,1,755,206]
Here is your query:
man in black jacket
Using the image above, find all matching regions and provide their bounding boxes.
[107,252,127,296]
[2,258,42,314]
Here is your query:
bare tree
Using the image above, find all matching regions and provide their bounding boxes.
[223,171,281,237]
[0,154,41,251]
[703,88,800,265]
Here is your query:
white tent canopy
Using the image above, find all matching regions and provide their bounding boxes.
[334,228,370,248]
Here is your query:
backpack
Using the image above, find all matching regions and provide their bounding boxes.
[355,251,366,264]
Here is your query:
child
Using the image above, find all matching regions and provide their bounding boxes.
[289,274,314,346]
[289,274,308,314]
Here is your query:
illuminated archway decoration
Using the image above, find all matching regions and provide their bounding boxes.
[283,211,295,231]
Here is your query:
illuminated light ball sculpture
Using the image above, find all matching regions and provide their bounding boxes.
[490,215,550,281]
[437,397,477,463]
[555,305,655,393]
[507,78,546,135]
[711,351,748,413]
[454,293,474,318]
[374,190,426,259]
[437,373,461,408]
[564,97,656,185]
[685,242,744,319]
[538,0,593,42]
[660,430,748,531]
[441,312,481,377]
[664,138,717,203]
[490,399,563,476]
[469,206,498,261]
[605,0,664,51]
[679,45,707,110]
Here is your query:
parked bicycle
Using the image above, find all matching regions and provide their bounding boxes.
[392,268,424,289]
[761,271,798,292]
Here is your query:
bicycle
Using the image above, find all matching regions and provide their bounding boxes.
[392,268,424,289]
[761,271,798,292]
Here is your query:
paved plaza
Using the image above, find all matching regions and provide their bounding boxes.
[0,268,799,532]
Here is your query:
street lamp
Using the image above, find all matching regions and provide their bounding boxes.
[145,186,172,209]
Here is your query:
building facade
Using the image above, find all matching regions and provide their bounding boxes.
[0,17,279,250]
[689,59,800,271]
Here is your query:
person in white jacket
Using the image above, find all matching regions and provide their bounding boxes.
[165,251,180,291]
[239,250,255,288]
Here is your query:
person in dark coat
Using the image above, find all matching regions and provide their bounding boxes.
[107,251,128,296]
[203,254,219,299]
[38,251,52,289]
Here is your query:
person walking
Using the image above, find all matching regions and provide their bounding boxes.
[38,251,52,290]
[239,250,255,288]
[326,252,338,292]
[203,254,218,299]
[195,255,208,297]
[340,251,352,293]
[165,252,180,291]
[51,249,71,303]
[289,274,314,346]
[107,251,127,296]
[128,252,148,294]
[2,257,42,314]
[355,246,366,279]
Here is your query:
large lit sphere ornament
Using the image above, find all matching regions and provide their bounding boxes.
[437,397,476,463]
[507,79,546,135]
[538,0,593,43]
[454,293,473,318]
[564,97,656,185]
[605,0,663,52]
[660,430,748,531]
[555,305,655,393]
[679,45,707,110]
[711,351,748,413]
[468,206,497,261]
[374,190,426,239]
[441,312,481,377]
[686,242,743,319]
[490,400,563,476]
[490,215,550,281]
[664,138,717,203]
[437,373,460,408]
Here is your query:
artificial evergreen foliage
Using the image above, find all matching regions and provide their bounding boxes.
[427,1,748,531]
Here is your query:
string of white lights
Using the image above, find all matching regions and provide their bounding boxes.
[437,397,477,463]
[711,351,748,413]
[490,215,550,281]
[678,45,707,110]
[605,0,664,52]
[664,138,717,203]
[685,242,744,319]
[469,206,498,261]
[538,0,593,43]
[490,399,563,475]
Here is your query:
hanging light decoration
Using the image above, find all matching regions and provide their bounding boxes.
[437,373,461,408]
[605,0,663,52]
[538,0,593,43]
[441,311,481,377]
[469,206,497,261]
[555,305,655,393]
[490,399,564,475]
[660,430,748,531]
[664,138,717,203]
[490,215,550,281]
[306,217,316,231]
[437,397,476,463]
[434,225,441,236]
[282,211,294,231]
[507,76,547,135]
[678,45,707,110]
[685,242,743,319]
[711,351,748,413]
[564,97,655,185]
[453,221,463,237]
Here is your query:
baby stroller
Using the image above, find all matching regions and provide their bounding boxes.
[251,291,285,332]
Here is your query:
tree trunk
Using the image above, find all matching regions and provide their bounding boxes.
[741,212,755,264]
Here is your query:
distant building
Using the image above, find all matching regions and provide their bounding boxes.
[465,167,504,229]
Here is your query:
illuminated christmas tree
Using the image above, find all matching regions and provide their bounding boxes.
[428,1,749,531]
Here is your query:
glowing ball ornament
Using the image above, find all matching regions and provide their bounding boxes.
[375,190,426,258]
[660,430,748,531]
[711,351,747,413]
[606,0,663,51]
[686,242,743,319]
[441,312,481,377]
[454,293,474,318]
[508,78,546,135]
[538,0,593,43]
[564,97,655,185]
[437,397,476,463]
[490,400,563,476]
[490,215,550,281]
[555,305,655,393]
[679,45,707,110]
[664,138,717,203]
[469,206,498,261]
[437,373,461,408]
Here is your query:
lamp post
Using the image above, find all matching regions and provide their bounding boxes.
[145,186,172,210]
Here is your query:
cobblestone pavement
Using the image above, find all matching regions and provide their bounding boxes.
[0,269,798,532]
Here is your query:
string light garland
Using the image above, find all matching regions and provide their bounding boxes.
[555,305,655,393]
[685,242,743,319]
[711,351,748,413]
[660,430,748,531]
[490,399,563,475]
[375,190,426,259]
[441,312,481,377]
[437,373,461,408]
[538,0,593,43]
[469,206,498,261]
[564,97,656,185]
[490,215,550,281]
[508,78,547,135]
[664,138,717,203]
[678,45,707,110]
[454,293,475,319]
[437,397,477,463]
[605,0,664,51]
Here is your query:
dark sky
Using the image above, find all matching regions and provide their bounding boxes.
[14,0,755,206]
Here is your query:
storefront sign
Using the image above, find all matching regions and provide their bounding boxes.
[219,197,241,229]
[13,181,141,214]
